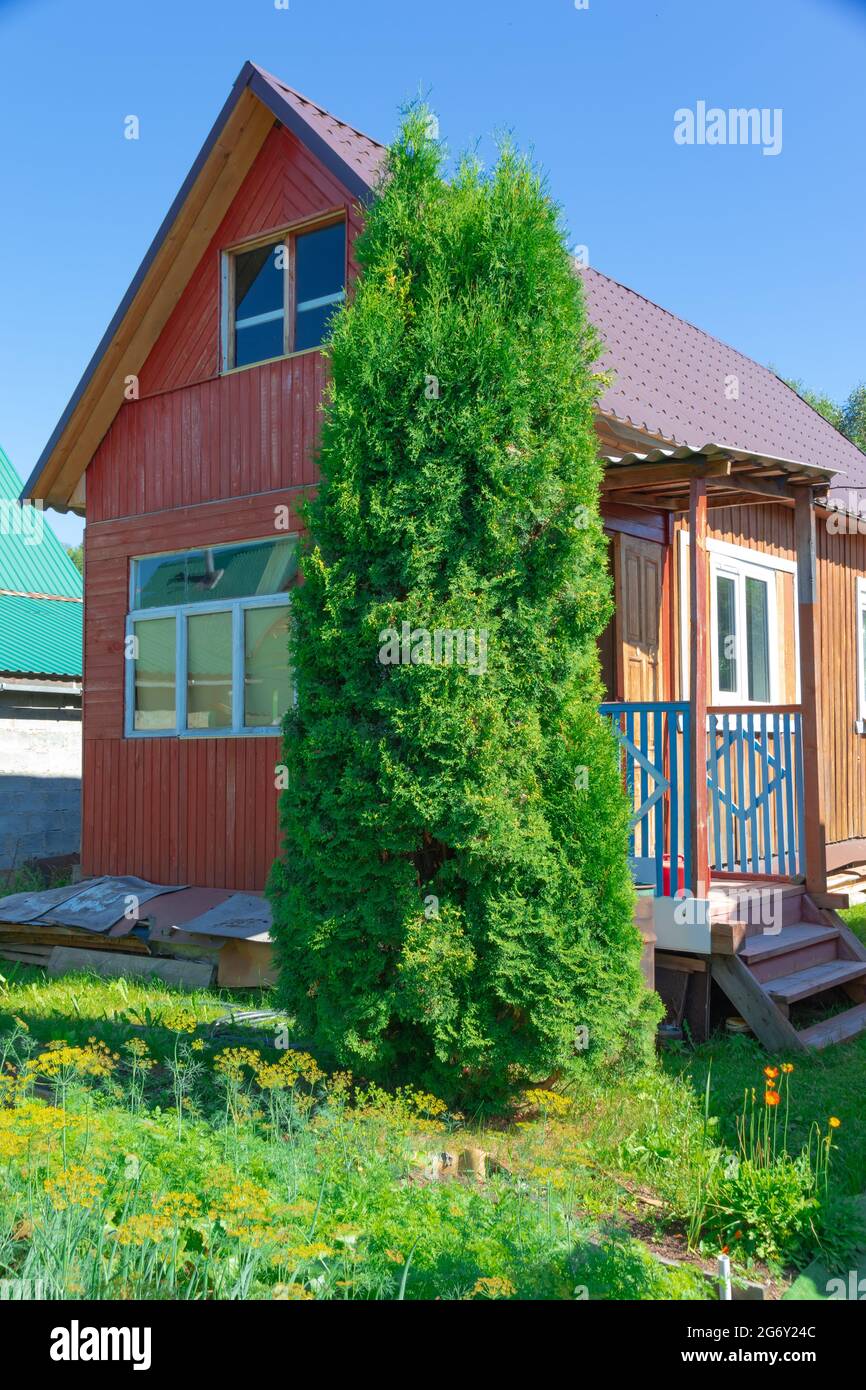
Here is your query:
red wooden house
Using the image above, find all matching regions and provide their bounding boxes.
[21,63,866,1047]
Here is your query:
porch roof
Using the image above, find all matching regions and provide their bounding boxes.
[599,441,835,510]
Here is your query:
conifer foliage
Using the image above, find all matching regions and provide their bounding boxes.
[268,112,659,1103]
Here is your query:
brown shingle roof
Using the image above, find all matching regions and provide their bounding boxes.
[580,265,866,491]
[251,66,387,189]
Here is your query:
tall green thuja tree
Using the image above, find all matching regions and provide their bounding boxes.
[268,111,660,1104]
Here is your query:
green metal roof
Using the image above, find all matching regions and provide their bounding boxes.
[0,593,82,679]
[0,444,83,677]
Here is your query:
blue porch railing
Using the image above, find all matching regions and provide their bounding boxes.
[600,701,692,898]
[600,701,806,895]
[706,707,806,878]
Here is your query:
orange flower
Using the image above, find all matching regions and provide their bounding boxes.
[781,1063,794,1074]
[734,1230,743,1240]
[764,1066,780,1080]
[721,1245,729,1255]
[765,1090,781,1107]
[829,1117,841,1129]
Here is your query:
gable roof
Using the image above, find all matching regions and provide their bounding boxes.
[21,63,863,515]
[0,445,82,679]
[21,61,388,515]
[250,66,385,192]
[581,266,866,490]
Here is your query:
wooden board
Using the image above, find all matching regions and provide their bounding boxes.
[217,939,277,988]
[710,954,807,1052]
[46,947,215,988]
[0,924,149,954]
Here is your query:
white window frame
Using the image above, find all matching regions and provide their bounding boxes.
[679,533,798,706]
[125,545,294,739]
[220,215,347,373]
[856,577,866,731]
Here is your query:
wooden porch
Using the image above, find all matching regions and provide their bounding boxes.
[599,443,866,1050]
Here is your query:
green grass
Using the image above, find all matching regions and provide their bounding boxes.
[663,1031,866,1195]
[840,904,866,951]
[1,964,864,1298]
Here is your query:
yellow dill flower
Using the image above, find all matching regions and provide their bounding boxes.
[30,1041,115,1081]
[154,1191,200,1223]
[161,1007,198,1034]
[114,1213,173,1246]
[44,1165,107,1212]
[469,1276,516,1300]
[214,1046,262,1080]
[285,1242,334,1261]
[521,1088,571,1117]
[253,1055,299,1090]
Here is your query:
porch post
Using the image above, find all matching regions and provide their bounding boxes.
[689,476,710,898]
[794,488,827,894]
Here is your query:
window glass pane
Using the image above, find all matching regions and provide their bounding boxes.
[244,605,291,727]
[294,223,345,351]
[133,539,298,610]
[745,576,770,702]
[205,539,299,602]
[133,617,176,731]
[134,552,199,610]
[716,575,738,694]
[187,611,233,730]
[233,241,284,367]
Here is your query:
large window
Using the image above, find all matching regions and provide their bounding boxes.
[712,562,772,703]
[126,537,297,737]
[222,220,346,371]
[680,535,791,706]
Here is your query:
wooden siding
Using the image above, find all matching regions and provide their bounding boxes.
[83,492,303,889]
[816,516,866,850]
[80,123,359,889]
[669,504,866,858]
[140,123,363,402]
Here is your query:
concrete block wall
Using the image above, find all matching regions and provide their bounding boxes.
[0,690,82,870]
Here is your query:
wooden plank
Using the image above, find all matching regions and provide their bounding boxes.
[689,477,710,896]
[795,491,828,894]
[46,946,215,988]
[797,1002,866,1049]
[765,959,866,1005]
[740,924,839,963]
[217,939,278,988]
[0,924,150,954]
[602,458,731,491]
[654,952,707,973]
[711,954,807,1052]
[710,920,747,955]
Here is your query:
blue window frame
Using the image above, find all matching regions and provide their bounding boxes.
[222,218,346,371]
[125,538,296,738]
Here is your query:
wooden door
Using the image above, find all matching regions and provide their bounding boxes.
[618,534,664,701]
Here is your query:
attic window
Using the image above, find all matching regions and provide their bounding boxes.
[223,220,346,370]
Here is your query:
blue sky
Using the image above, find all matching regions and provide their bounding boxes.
[0,0,863,545]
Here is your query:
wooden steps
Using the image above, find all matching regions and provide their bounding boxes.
[740,923,840,965]
[710,886,866,1052]
[798,1003,866,1050]
[765,959,866,1006]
